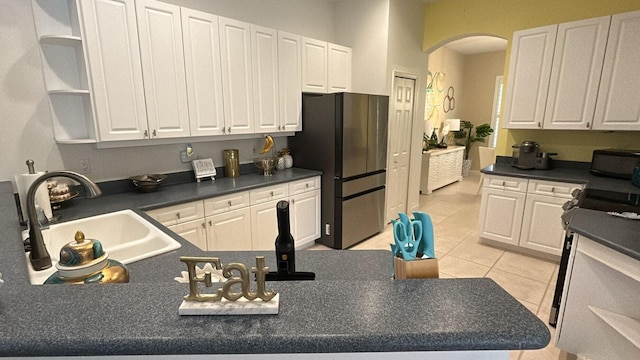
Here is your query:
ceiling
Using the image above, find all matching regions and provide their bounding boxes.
[444,36,508,55]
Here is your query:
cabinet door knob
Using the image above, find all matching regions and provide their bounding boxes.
[291,199,295,204]
[152,129,157,137]
[201,222,206,229]
[551,187,555,193]
[222,127,226,134]
[586,122,590,129]
[537,122,541,128]
[305,184,309,188]
[208,220,212,227]
[227,127,231,133]
[228,200,232,207]
[144,130,149,138]
[176,213,181,219]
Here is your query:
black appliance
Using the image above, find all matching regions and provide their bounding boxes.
[590,149,640,179]
[265,201,315,281]
[511,141,557,170]
[549,188,640,327]
[289,93,388,249]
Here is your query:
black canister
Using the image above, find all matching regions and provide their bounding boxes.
[224,149,240,178]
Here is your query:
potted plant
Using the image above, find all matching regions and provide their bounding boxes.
[454,120,494,177]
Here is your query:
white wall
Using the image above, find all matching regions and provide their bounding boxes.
[387,0,430,213]
[334,0,390,95]
[0,0,336,182]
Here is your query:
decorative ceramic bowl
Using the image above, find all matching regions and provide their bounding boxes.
[129,174,167,192]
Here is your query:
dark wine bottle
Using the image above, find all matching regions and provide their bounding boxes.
[275,200,295,273]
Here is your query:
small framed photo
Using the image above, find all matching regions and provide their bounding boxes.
[192,158,216,182]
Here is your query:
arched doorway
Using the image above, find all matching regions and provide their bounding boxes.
[424,35,507,173]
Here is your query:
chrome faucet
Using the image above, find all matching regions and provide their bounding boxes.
[26,171,102,271]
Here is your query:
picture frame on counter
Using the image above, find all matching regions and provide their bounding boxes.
[192,158,216,182]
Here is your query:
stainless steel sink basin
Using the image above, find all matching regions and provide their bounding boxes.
[26,210,181,285]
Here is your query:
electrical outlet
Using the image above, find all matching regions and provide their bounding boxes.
[325,224,330,236]
[179,150,190,163]
[80,159,91,174]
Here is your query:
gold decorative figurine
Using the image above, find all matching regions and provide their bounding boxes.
[178,256,279,316]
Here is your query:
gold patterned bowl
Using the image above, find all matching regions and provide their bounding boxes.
[253,157,278,176]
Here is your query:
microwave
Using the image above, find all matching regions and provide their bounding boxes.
[590,149,640,179]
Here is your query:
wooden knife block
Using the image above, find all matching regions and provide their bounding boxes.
[394,257,439,279]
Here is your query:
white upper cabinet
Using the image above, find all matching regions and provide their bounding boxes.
[504,11,640,131]
[135,0,190,138]
[301,37,352,94]
[544,16,610,130]
[219,17,254,135]
[593,10,640,130]
[181,8,225,136]
[278,31,302,132]
[328,43,352,93]
[79,0,148,142]
[251,25,279,134]
[301,37,328,93]
[502,24,557,129]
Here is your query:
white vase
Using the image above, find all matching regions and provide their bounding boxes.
[462,159,472,177]
[283,154,293,168]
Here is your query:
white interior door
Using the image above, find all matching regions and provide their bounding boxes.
[386,76,415,222]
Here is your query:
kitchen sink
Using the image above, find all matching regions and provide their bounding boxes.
[26,209,181,285]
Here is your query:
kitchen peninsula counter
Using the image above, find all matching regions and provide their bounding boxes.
[0,171,550,357]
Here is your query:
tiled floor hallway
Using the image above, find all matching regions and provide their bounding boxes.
[310,172,575,360]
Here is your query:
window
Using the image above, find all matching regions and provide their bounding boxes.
[489,76,503,148]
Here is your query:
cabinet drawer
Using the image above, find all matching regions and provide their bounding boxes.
[484,175,528,192]
[249,184,288,205]
[527,180,584,198]
[289,176,320,195]
[146,200,204,226]
[204,191,251,216]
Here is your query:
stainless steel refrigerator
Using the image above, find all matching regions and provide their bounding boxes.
[289,93,388,249]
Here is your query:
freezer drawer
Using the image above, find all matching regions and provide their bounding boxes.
[340,187,385,248]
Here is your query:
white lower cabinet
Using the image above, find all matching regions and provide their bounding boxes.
[479,181,526,246]
[168,219,207,251]
[146,176,320,251]
[479,175,583,257]
[556,234,640,359]
[250,200,281,251]
[290,189,321,249]
[205,207,253,250]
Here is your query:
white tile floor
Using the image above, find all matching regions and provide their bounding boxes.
[309,172,576,360]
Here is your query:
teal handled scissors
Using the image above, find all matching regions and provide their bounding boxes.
[393,216,423,260]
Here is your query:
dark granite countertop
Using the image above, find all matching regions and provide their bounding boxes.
[482,160,640,261]
[0,169,550,357]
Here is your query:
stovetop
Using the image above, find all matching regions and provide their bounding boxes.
[577,188,640,213]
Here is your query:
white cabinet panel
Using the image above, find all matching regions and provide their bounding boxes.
[181,8,225,136]
[80,0,148,141]
[219,17,254,135]
[503,24,557,129]
[206,208,253,250]
[168,219,207,251]
[556,235,640,358]
[479,187,526,246]
[594,10,640,130]
[519,194,566,256]
[544,16,610,130]
[328,43,352,92]
[290,189,321,249]
[251,25,279,134]
[136,0,190,138]
[301,37,328,93]
[249,184,288,205]
[204,191,251,216]
[250,200,279,251]
[146,200,205,227]
[278,31,302,132]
